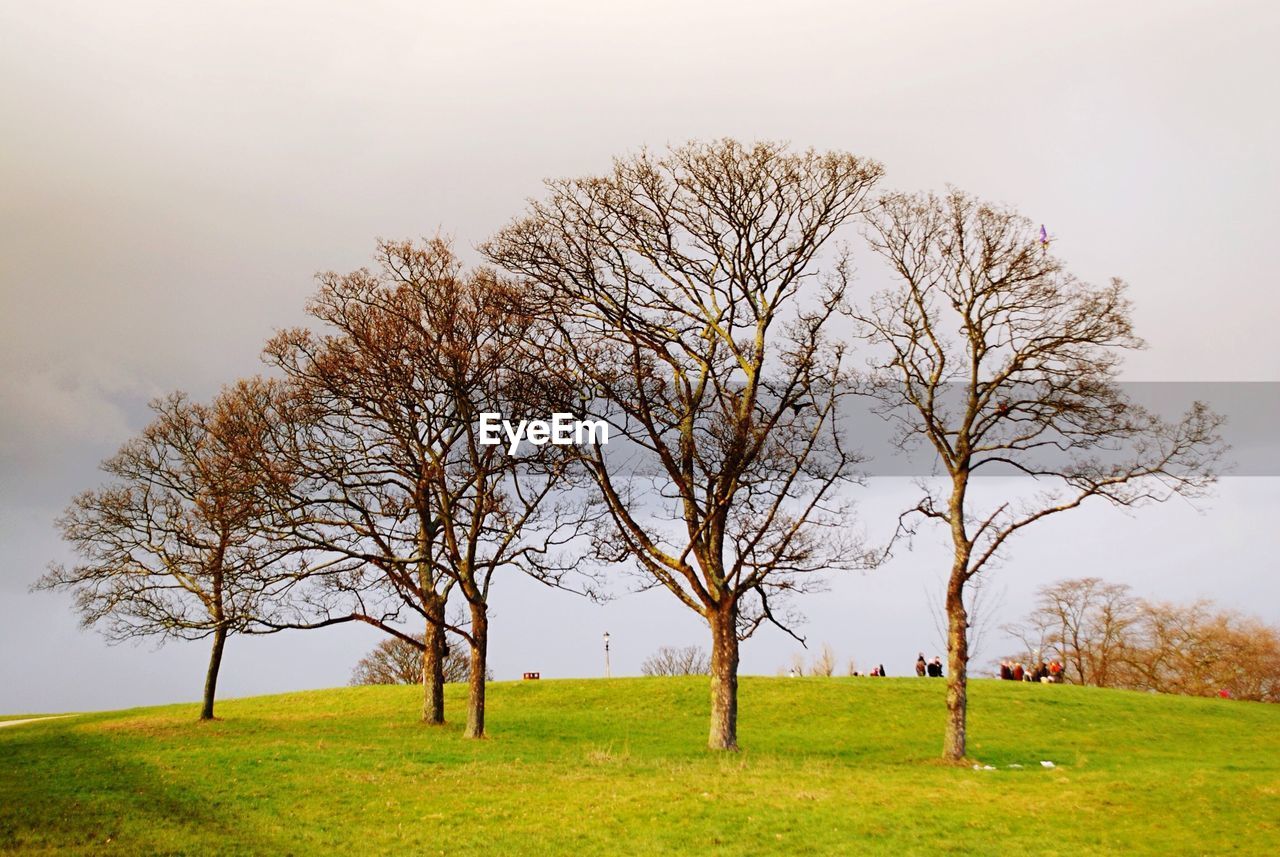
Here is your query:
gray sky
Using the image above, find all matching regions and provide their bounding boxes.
[2,0,1278,713]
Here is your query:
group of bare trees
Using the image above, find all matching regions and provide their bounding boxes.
[254,240,588,738]
[1004,578,1280,702]
[38,139,1224,760]
[40,240,580,738]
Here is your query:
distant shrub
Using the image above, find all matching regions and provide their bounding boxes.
[350,634,479,686]
[641,645,710,677]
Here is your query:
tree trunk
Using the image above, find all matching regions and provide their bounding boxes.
[464,601,488,739]
[421,602,446,725]
[200,624,227,721]
[707,603,740,751]
[943,572,970,761]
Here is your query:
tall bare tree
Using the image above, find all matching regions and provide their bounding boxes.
[853,189,1225,760]
[263,238,583,736]
[486,139,884,749]
[35,379,299,720]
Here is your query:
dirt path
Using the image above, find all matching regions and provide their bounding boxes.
[0,715,76,729]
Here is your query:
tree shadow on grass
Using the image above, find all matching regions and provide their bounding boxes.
[0,717,294,855]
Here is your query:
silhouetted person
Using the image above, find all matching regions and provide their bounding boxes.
[1013,662,1025,681]
[915,653,927,677]
[878,663,886,677]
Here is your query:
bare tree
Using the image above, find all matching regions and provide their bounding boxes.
[35,379,299,720]
[1119,598,1215,695]
[486,139,884,750]
[350,633,480,686]
[640,645,711,676]
[263,238,584,737]
[810,643,837,677]
[853,189,1225,760]
[1182,611,1280,706]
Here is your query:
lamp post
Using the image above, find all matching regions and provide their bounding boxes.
[603,631,611,679]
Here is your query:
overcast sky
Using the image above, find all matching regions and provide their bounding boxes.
[2,0,1278,714]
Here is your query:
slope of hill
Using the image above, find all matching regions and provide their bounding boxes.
[2,677,1277,855]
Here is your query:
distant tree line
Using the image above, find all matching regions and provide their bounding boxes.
[1004,578,1280,702]
[36,139,1226,761]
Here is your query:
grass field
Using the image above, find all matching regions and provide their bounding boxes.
[2,677,1277,855]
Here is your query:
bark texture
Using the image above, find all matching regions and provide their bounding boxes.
[421,604,446,725]
[464,602,489,739]
[708,606,740,751]
[943,574,969,761]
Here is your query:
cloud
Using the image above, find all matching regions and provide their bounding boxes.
[0,356,155,489]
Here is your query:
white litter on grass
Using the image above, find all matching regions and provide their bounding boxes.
[972,764,996,771]
[1040,761,1056,768]
[1007,764,1023,769]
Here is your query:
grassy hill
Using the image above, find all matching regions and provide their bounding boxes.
[2,677,1277,855]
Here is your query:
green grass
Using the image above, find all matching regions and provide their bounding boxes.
[2,678,1277,855]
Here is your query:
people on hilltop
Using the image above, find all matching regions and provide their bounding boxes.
[997,658,1064,683]
[926,656,943,678]
[916,653,927,677]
